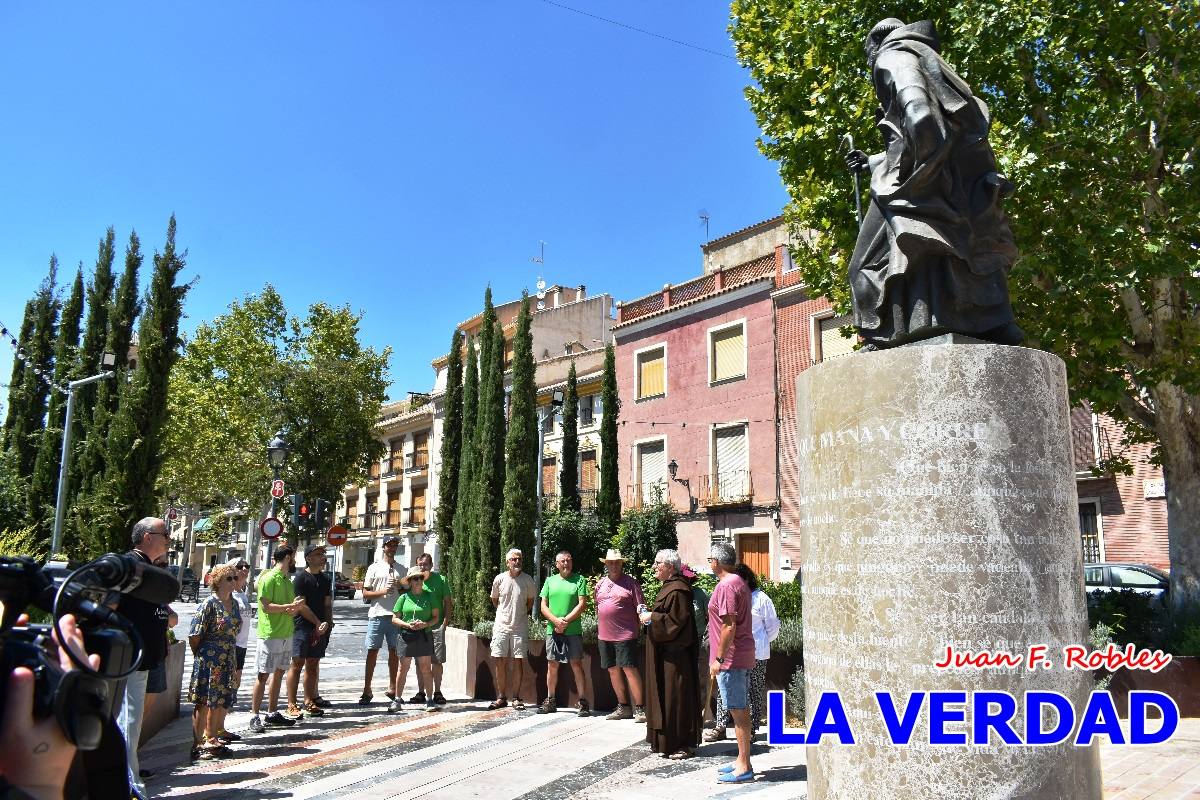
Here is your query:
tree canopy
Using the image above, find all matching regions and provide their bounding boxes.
[731,0,1200,607]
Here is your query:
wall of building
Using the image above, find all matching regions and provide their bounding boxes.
[529,295,614,363]
[702,218,788,276]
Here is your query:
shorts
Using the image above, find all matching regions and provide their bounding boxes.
[366,616,399,651]
[598,639,638,669]
[490,628,527,659]
[432,624,447,664]
[235,646,247,670]
[716,668,750,711]
[293,624,329,659]
[146,660,167,694]
[545,633,584,663]
[397,628,433,659]
[256,637,291,674]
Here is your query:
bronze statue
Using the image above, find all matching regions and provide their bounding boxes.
[846,19,1023,349]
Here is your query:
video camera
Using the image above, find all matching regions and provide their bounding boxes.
[0,553,180,750]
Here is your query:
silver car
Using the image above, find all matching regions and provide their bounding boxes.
[1084,562,1169,601]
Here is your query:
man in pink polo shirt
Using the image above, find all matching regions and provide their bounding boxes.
[707,541,755,784]
[594,549,646,722]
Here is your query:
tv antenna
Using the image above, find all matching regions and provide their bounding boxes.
[532,241,547,311]
[698,209,710,241]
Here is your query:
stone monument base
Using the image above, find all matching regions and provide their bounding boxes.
[795,342,1101,799]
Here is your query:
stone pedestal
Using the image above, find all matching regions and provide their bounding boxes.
[795,343,1101,799]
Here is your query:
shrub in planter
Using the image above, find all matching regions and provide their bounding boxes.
[772,617,804,658]
[785,666,805,725]
[761,580,801,621]
[1086,589,1160,649]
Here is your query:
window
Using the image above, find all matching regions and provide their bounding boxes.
[542,407,558,434]
[580,450,597,492]
[1111,566,1163,589]
[636,346,666,400]
[542,457,557,495]
[1084,566,1105,587]
[710,322,746,383]
[782,248,799,273]
[412,433,429,470]
[1078,500,1103,563]
[713,424,750,502]
[579,395,595,427]
[814,313,855,362]
[408,488,426,528]
[637,440,666,500]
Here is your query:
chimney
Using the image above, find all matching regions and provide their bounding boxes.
[578,284,586,300]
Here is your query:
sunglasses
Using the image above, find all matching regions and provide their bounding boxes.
[224,575,236,583]
[237,564,249,570]
[409,577,424,582]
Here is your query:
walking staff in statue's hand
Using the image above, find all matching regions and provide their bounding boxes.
[845,18,1024,350]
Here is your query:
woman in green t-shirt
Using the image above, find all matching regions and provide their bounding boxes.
[390,565,440,713]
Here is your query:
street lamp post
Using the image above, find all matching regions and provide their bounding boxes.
[247,430,289,596]
[50,353,116,557]
[533,389,565,597]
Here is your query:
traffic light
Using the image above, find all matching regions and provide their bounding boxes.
[315,498,331,530]
[291,493,310,529]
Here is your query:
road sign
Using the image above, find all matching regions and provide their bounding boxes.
[326,525,348,547]
[270,479,286,499]
[260,516,284,540]
[167,507,178,521]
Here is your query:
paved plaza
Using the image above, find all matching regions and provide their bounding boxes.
[147,596,1200,799]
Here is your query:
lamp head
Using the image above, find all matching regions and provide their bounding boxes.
[266,430,290,469]
[668,459,678,480]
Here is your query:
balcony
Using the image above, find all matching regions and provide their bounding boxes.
[541,489,598,513]
[384,454,404,477]
[355,512,386,531]
[403,508,427,529]
[368,461,381,482]
[698,470,754,507]
[407,451,430,475]
[624,482,668,510]
[1070,409,1114,474]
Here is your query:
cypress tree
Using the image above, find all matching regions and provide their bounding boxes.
[435,328,464,554]
[99,217,188,552]
[501,295,538,560]
[596,343,621,535]
[10,257,60,481]
[471,312,506,623]
[28,267,84,536]
[450,335,479,626]
[559,360,580,513]
[2,301,35,446]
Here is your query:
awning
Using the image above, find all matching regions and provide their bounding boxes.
[192,518,212,532]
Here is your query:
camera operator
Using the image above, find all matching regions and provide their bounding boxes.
[113,518,172,800]
[0,613,100,800]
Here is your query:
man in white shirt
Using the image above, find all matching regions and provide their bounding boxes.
[487,547,536,710]
[360,535,402,704]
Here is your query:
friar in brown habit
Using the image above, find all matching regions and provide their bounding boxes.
[639,550,701,759]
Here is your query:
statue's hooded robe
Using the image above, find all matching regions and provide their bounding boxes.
[849,21,1021,348]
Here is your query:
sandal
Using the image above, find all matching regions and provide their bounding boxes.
[512,698,525,710]
[359,692,373,705]
[486,697,508,710]
[668,749,695,760]
[702,726,727,743]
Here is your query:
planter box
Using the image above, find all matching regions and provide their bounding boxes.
[141,641,185,744]
[1105,655,1200,718]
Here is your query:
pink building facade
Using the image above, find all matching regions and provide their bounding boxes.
[613,256,781,577]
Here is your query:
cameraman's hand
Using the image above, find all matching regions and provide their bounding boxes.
[1,614,100,800]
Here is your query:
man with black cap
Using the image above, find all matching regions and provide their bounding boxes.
[249,544,304,734]
[361,535,403,704]
[287,544,334,718]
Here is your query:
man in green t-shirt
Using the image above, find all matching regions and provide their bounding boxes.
[405,552,453,705]
[250,545,305,733]
[538,550,590,716]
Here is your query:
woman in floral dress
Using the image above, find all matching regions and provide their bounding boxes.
[188,562,241,759]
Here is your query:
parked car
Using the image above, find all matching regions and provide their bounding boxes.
[1084,562,1169,603]
[334,572,356,600]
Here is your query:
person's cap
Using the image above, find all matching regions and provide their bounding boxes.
[406,565,427,579]
[383,535,401,546]
[304,544,327,557]
[274,545,295,561]
[600,548,627,564]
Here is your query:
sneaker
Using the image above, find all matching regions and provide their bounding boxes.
[537,698,557,714]
[303,701,325,717]
[265,711,297,727]
[407,692,426,704]
[606,705,633,721]
[576,698,590,717]
[702,726,727,743]
[634,705,647,723]
[216,730,241,742]
[387,700,404,714]
[248,715,265,734]
[432,691,447,706]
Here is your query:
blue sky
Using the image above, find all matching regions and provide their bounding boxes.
[0,2,789,400]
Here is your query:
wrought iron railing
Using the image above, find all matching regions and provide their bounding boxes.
[698,470,753,507]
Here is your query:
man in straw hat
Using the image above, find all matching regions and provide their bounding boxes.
[594,548,646,722]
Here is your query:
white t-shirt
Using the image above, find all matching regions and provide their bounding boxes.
[490,571,536,634]
[232,590,252,648]
[364,559,402,618]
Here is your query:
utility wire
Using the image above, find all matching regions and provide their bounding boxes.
[537,0,737,61]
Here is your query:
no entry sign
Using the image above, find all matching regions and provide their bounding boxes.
[326,525,348,547]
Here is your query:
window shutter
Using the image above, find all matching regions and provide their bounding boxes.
[714,425,748,500]
[638,441,666,496]
[819,315,856,361]
[542,457,557,493]
[711,325,745,382]
[580,451,597,491]
[638,349,665,398]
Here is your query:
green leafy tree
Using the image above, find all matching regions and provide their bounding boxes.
[10,257,59,481]
[501,295,538,560]
[95,217,189,554]
[450,335,479,627]
[731,0,1200,609]
[596,343,621,535]
[436,329,464,554]
[559,361,580,512]
[28,267,83,537]
[617,498,678,574]
[540,507,608,578]
[2,301,35,446]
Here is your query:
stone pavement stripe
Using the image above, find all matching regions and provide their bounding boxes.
[508,742,650,800]
[280,711,584,799]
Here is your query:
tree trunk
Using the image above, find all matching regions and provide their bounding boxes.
[1154,382,1200,612]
